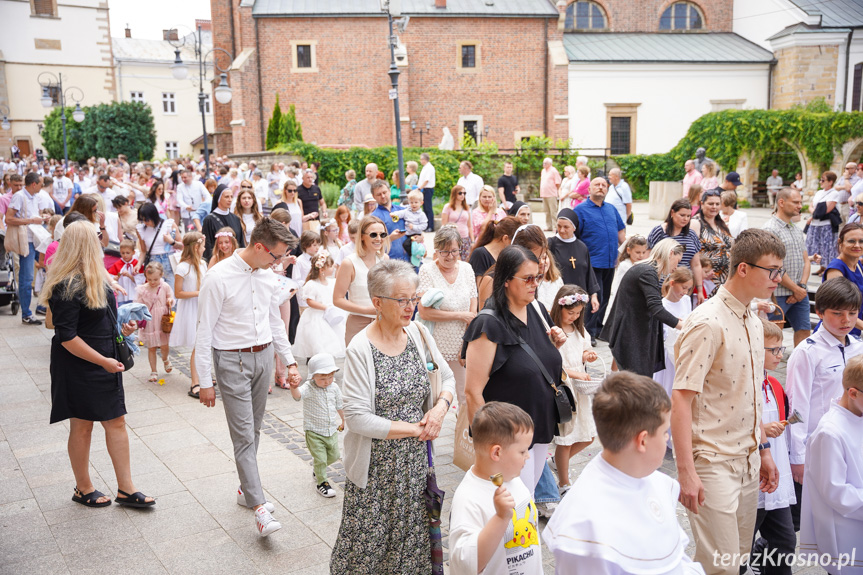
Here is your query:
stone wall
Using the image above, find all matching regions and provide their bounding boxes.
[771,44,840,109]
[557,0,733,33]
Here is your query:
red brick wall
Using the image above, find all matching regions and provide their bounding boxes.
[225,13,563,152]
[558,0,733,32]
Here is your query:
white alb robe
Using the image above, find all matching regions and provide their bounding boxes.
[543,454,705,575]
[799,400,863,574]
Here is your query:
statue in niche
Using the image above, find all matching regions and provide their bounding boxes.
[438,127,455,151]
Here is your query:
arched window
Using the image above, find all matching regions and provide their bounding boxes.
[565,1,608,31]
[659,2,703,30]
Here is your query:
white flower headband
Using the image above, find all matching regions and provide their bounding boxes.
[558,293,589,306]
[314,250,331,268]
[215,231,235,239]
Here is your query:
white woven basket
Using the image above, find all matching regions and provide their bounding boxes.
[570,356,608,396]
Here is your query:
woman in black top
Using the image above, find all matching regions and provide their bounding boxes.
[547,208,600,311]
[202,184,245,260]
[601,238,684,376]
[43,221,154,509]
[463,245,566,494]
[467,216,520,279]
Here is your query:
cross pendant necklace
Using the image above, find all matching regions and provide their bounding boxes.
[569,256,576,268]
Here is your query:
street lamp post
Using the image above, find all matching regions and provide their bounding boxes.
[37,73,85,167]
[169,25,233,178]
[410,121,431,148]
[384,2,406,204]
[0,105,11,132]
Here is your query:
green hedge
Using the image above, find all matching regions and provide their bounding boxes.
[615,107,863,198]
[273,137,587,201]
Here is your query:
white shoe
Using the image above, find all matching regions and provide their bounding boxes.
[237,486,275,513]
[535,501,557,518]
[316,481,336,498]
[255,507,281,537]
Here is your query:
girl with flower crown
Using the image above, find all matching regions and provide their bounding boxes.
[207,227,238,270]
[292,250,346,359]
[549,284,598,495]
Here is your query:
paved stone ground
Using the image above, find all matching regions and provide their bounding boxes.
[0,202,824,574]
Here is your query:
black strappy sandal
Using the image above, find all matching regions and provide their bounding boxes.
[114,489,156,508]
[188,384,201,399]
[72,487,111,508]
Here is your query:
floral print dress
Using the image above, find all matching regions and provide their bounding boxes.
[330,339,431,575]
[699,221,733,298]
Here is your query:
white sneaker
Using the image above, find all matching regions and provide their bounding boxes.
[237,486,275,513]
[535,501,557,518]
[316,481,336,498]
[255,507,281,537]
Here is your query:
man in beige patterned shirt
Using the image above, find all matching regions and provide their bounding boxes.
[672,229,782,575]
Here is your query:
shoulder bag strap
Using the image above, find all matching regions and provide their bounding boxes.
[145,220,163,260]
[477,308,559,390]
[412,322,437,368]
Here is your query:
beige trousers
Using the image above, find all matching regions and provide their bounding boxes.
[542,196,558,230]
[688,455,760,575]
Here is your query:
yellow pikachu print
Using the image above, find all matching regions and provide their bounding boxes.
[504,501,538,549]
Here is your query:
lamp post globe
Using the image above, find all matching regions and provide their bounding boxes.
[213,73,232,104]
[171,49,188,80]
[40,87,53,108]
[72,104,85,123]
[1,118,10,131]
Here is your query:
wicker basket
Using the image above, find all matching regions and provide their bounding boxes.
[766,303,786,328]
[571,356,608,396]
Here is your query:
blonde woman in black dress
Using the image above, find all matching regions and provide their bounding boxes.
[42,220,154,508]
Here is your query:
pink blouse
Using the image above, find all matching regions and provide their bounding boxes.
[471,207,506,239]
[442,204,472,239]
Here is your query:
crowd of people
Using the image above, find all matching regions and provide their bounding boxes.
[2,149,862,575]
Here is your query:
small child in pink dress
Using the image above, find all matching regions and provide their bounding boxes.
[134,261,175,383]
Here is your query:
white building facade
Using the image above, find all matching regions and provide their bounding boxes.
[113,26,214,160]
[565,33,773,156]
[0,0,116,159]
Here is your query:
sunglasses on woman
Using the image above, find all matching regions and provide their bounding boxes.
[364,232,386,239]
[512,274,542,284]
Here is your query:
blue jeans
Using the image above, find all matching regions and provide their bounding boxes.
[422,188,434,231]
[775,294,812,333]
[534,461,560,503]
[150,253,175,293]
[18,242,36,318]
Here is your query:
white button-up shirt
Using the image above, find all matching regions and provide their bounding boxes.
[786,328,863,464]
[176,180,209,212]
[457,171,484,206]
[194,252,296,388]
[419,162,436,189]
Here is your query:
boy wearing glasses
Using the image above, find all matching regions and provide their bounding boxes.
[748,319,796,574]
[786,277,863,530]
[799,354,863,574]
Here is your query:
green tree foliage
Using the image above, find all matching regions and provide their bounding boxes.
[266,93,283,151]
[278,103,303,145]
[42,101,156,162]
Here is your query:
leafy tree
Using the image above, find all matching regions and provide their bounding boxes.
[266,93,282,150]
[279,103,303,145]
[42,101,155,162]
[41,106,85,161]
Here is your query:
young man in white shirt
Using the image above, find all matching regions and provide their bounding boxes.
[786,277,863,529]
[176,169,209,231]
[418,153,436,232]
[195,218,301,537]
[6,172,46,324]
[799,354,863,575]
[51,165,74,213]
[456,160,484,208]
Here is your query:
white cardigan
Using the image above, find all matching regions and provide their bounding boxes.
[342,321,456,488]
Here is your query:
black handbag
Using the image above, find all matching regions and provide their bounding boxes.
[107,303,134,371]
[477,308,575,424]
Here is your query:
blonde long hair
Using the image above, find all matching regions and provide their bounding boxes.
[179,231,204,290]
[40,221,110,309]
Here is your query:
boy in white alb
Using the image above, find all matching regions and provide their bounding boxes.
[544,372,705,575]
[799,354,863,574]
[449,402,542,575]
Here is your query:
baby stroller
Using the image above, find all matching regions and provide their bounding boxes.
[0,236,20,315]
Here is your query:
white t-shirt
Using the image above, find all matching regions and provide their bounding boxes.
[137,219,175,256]
[809,188,840,227]
[449,469,542,575]
[419,162,436,189]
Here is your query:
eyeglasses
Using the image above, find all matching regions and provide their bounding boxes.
[764,346,786,357]
[457,192,465,196]
[844,238,863,245]
[437,249,459,257]
[364,231,386,239]
[856,202,863,207]
[745,262,785,281]
[512,274,542,285]
[241,185,253,189]
[285,189,297,193]
[376,295,420,308]
[258,243,286,261]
